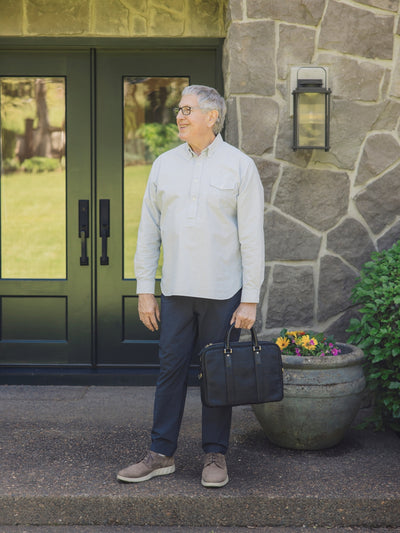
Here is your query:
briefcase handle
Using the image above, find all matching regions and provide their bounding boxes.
[224,324,261,354]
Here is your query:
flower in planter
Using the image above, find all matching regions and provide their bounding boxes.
[275,329,341,357]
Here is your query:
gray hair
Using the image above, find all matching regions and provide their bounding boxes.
[182,85,226,135]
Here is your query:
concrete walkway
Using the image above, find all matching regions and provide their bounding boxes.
[0,527,397,532]
[0,386,399,530]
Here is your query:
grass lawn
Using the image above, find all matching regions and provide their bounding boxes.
[124,163,162,279]
[1,164,161,279]
[1,169,66,278]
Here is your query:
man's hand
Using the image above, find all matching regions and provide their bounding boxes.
[230,302,257,330]
[138,293,160,332]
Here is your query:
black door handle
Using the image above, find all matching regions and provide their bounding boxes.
[100,199,110,265]
[79,200,89,266]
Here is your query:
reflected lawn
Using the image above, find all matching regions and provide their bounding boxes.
[1,169,66,278]
[1,163,161,279]
[124,163,162,279]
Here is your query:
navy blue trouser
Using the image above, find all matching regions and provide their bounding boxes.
[150,290,242,457]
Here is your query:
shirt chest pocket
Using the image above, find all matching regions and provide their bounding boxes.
[208,175,237,210]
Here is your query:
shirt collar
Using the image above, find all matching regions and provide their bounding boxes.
[184,133,223,158]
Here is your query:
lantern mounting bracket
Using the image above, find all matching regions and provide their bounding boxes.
[289,66,328,117]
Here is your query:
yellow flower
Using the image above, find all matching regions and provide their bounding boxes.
[276,336,290,350]
[300,335,318,351]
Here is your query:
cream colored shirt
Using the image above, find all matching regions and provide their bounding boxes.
[135,134,265,302]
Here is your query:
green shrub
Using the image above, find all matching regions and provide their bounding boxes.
[2,158,20,173]
[21,157,60,173]
[347,240,400,431]
[136,123,180,160]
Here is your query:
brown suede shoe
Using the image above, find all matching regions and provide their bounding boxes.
[201,452,229,488]
[117,450,175,483]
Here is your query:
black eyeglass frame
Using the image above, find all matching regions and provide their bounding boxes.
[173,105,203,116]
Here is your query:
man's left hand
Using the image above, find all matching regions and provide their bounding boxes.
[230,302,257,330]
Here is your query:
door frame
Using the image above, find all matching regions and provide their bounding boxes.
[0,37,224,385]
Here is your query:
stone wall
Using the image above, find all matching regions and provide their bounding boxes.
[0,0,227,37]
[223,0,400,341]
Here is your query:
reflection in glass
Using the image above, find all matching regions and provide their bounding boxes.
[123,77,188,279]
[0,77,66,279]
[297,92,325,147]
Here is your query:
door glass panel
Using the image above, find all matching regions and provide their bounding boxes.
[0,77,66,279]
[123,77,188,280]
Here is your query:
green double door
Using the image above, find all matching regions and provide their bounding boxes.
[0,47,219,377]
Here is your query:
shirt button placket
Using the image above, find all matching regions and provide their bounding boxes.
[189,157,202,219]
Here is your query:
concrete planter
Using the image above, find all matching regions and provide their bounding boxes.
[252,344,366,450]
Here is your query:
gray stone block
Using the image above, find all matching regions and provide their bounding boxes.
[266,265,314,327]
[319,0,394,59]
[356,133,400,185]
[355,163,400,234]
[273,167,349,231]
[327,218,376,270]
[240,97,278,155]
[265,210,321,261]
[317,255,358,323]
[225,21,275,95]
[247,0,325,26]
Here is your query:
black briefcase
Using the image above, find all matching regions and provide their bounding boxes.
[199,324,283,408]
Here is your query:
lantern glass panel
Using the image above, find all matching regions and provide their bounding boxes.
[297,92,325,147]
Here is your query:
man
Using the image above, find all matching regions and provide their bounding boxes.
[117,85,264,488]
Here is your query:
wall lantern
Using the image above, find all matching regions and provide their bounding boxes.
[291,66,331,152]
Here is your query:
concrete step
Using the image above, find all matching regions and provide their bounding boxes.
[0,386,399,529]
[1,526,398,533]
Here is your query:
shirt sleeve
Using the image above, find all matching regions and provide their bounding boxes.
[134,161,161,295]
[237,158,265,303]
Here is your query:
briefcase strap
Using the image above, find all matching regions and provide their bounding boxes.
[225,347,264,404]
[254,349,263,402]
[225,353,234,405]
[224,324,260,353]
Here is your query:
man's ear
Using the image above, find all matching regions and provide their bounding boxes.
[208,109,219,129]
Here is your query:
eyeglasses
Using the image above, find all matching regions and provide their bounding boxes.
[173,105,202,116]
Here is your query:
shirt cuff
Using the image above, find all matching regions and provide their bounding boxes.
[136,279,156,295]
[241,288,260,303]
